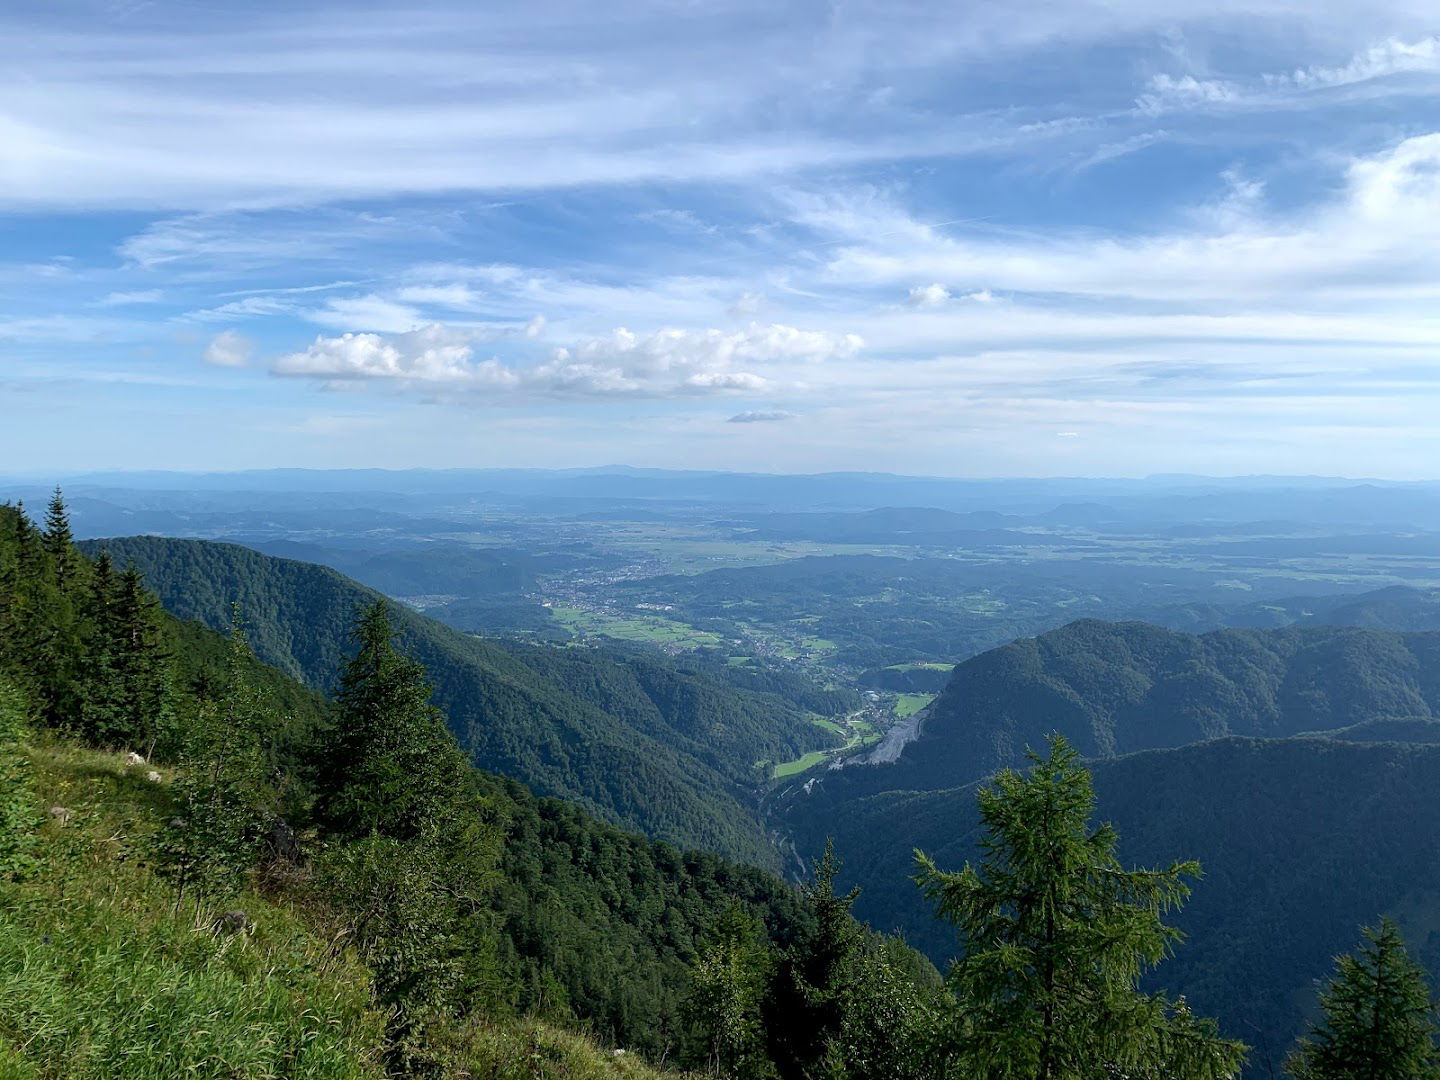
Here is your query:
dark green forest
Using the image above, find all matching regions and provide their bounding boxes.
[787,724,1440,1070]
[83,535,842,869]
[841,616,1440,792]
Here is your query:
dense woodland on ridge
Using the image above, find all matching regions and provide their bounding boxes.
[7,491,1440,1077]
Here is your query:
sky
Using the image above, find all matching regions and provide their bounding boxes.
[4,1,1440,477]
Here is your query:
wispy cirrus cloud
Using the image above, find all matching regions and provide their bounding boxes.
[1138,36,1440,115]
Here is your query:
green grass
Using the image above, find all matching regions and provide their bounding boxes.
[895,693,937,719]
[1,738,691,1080]
[772,750,831,779]
[2,741,385,1080]
[548,605,723,649]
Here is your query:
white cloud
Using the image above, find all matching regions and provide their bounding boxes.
[906,284,998,306]
[394,284,480,307]
[10,5,1433,211]
[98,289,162,305]
[809,132,1440,306]
[1269,36,1440,90]
[305,295,424,333]
[729,292,764,319]
[1136,74,1239,114]
[907,283,951,306]
[273,322,862,398]
[1139,36,1440,116]
[273,326,506,384]
[728,409,796,423]
[203,329,253,367]
[186,296,295,321]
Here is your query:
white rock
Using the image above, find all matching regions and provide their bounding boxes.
[125,751,146,766]
[145,770,162,783]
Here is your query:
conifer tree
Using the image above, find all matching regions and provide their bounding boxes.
[111,564,173,753]
[314,600,471,841]
[78,549,124,744]
[916,735,1246,1080]
[765,839,866,1078]
[156,621,271,903]
[1286,918,1440,1080]
[313,601,502,1070]
[686,904,775,1078]
[10,499,78,728]
[42,487,78,595]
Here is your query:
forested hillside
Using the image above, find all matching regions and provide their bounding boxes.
[18,494,1440,1076]
[2,496,939,1077]
[844,617,1440,791]
[82,535,840,867]
[784,734,1440,1070]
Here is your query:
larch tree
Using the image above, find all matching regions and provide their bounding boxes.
[1286,918,1440,1080]
[915,735,1246,1080]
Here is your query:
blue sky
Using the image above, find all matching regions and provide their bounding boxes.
[4,1,1440,476]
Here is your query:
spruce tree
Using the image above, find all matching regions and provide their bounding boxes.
[765,839,866,1078]
[42,487,78,595]
[314,600,471,841]
[78,549,124,744]
[12,499,78,728]
[156,622,271,903]
[111,564,173,753]
[915,735,1246,1080]
[1286,918,1440,1080]
[313,601,502,1069]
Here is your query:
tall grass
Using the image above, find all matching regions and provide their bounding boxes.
[0,738,689,1079]
[0,740,384,1080]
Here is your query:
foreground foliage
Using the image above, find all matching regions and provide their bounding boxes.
[916,737,1246,1079]
[1287,918,1440,1079]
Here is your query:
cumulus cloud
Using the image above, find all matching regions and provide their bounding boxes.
[728,409,796,423]
[272,322,862,398]
[273,325,513,384]
[906,283,997,306]
[907,283,950,306]
[203,329,253,367]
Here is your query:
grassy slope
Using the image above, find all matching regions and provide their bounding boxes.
[0,737,684,1080]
